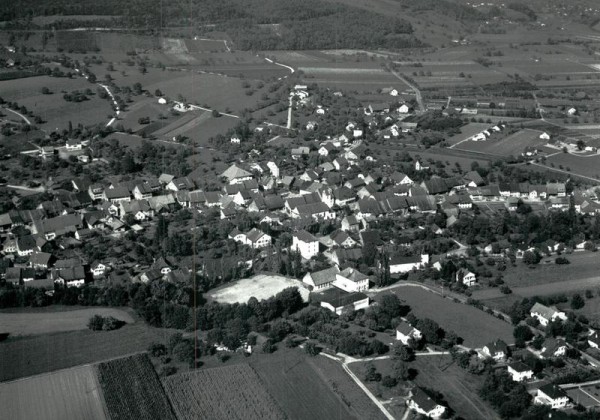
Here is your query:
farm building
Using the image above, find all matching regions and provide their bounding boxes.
[388,254,429,274]
[530,303,567,327]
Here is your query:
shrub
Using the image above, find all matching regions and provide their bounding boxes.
[148,342,167,357]
[88,315,105,331]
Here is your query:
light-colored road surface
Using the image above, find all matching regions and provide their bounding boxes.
[3,107,31,125]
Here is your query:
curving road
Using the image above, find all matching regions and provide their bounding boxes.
[390,69,425,113]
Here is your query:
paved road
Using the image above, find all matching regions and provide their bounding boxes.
[390,69,425,113]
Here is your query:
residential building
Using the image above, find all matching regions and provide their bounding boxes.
[407,387,446,418]
[481,339,508,361]
[534,384,569,409]
[292,230,319,259]
[507,361,534,382]
[530,303,567,327]
[302,266,339,291]
[456,269,476,286]
[396,321,422,345]
[333,267,369,292]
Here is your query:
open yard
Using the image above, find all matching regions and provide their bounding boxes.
[0,322,172,382]
[386,286,513,347]
[163,363,285,420]
[250,349,359,420]
[0,365,107,420]
[567,386,600,409]
[0,307,134,337]
[207,273,309,304]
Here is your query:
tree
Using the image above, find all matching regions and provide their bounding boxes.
[513,325,533,347]
[522,250,540,265]
[416,318,444,345]
[376,249,391,287]
[571,294,585,310]
[262,339,276,353]
[148,342,167,357]
[364,363,381,382]
[381,375,397,388]
[305,341,320,356]
[393,343,414,361]
[41,87,51,95]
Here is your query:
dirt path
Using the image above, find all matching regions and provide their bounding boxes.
[3,107,31,125]
[389,69,425,113]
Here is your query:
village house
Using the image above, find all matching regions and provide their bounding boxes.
[538,338,567,359]
[480,339,508,361]
[407,387,446,418]
[507,361,534,382]
[534,384,569,409]
[530,302,567,327]
[456,268,476,286]
[396,321,422,345]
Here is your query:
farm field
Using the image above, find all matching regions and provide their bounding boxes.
[0,307,134,336]
[545,153,600,180]
[96,353,176,420]
[299,66,400,91]
[455,129,547,157]
[0,322,171,382]
[207,273,309,304]
[163,363,285,420]
[446,123,495,146]
[0,365,107,420]
[250,349,358,420]
[386,286,513,347]
[0,75,113,130]
[310,354,388,420]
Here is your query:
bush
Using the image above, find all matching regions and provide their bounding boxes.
[500,285,512,294]
[148,342,167,357]
[381,375,398,388]
[88,315,104,331]
[555,257,570,265]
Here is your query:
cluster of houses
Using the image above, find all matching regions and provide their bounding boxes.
[403,302,581,417]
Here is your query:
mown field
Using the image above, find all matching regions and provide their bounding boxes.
[0,322,171,382]
[0,365,108,420]
[163,364,285,420]
[250,349,358,420]
[0,307,134,336]
[387,286,513,347]
[456,129,547,157]
[96,353,176,420]
[546,152,600,180]
[207,274,309,304]
[0,74,113,130]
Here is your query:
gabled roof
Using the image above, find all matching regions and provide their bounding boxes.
[339,267,368,283]
[397,321,419,336]
[410,387,440,413]
[531,302,560,320]
[308,266,339,286]
[508,361,532,373]
[221,164,252,181]
[295,230,317,243]
[538,384,567,400]
[484,339,508,354]
[105,186,130,199]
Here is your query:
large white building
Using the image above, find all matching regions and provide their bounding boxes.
[333,267,369,292]
[534,384,569,409]
[292,230,319,259]
[530,302,567,327]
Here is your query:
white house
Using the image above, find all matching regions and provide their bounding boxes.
[230,228,271,249]
[407,387,446,418]
[91,262,107,277]
[302,266,339,291]
[231,136,241,144]
[589,331,600,348]
[65,139,83,151]
[530,302,567,327]
[292,230,319,260]
[398,104,410,114]
[389,254,429,274]
[534,384,569,409]
[539,338,567,359]
[333,268,369,292]
[540,132,550,140]
[456,269,476,286]
[507,361,534,382]
[480,339,508,361]
[567,107,577,116]
[396,321,422,345]
[266,161,280,178]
